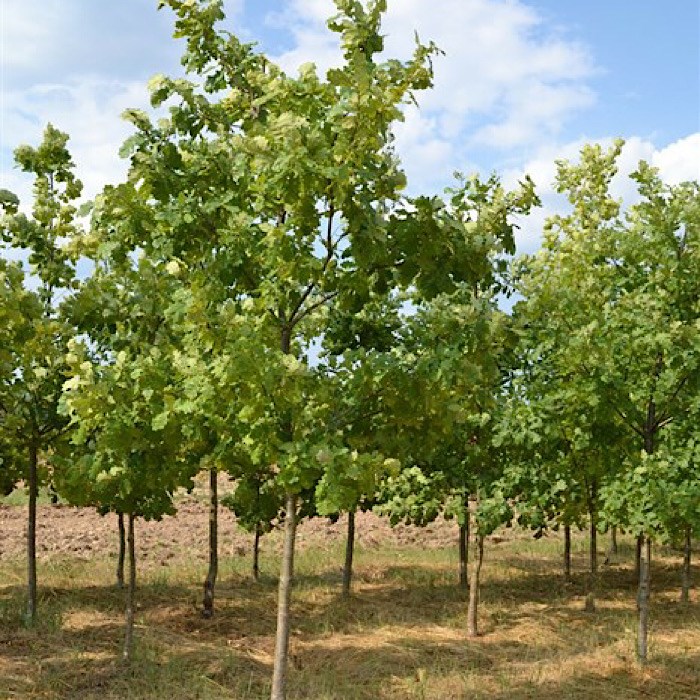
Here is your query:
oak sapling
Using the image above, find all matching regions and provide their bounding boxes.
[513,142,700,662]
[60,257,198,660]
[0,125,82,624]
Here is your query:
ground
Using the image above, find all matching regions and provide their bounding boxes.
[1,496,698,699]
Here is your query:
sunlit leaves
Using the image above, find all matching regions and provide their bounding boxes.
[512,141,700,540]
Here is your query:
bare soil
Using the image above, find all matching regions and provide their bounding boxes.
[0,498,466,568]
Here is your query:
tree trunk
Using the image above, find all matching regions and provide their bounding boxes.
[636,536,651,664]
[636,408,656,663]
[202,468,218,618]
[271,492,298,700]
[467,533,484,637]
[26,440,38,624]
[342,509,356,598]
[635,534,643,581]
[563,524,571,582]
[583,481,598,612]
[253,523,261,582]
[122,513,136,663]
[681,525,692,604]
[459,516,470,591]
[585,514,597,612]
[610,526,618,555]
[116,512,126,588]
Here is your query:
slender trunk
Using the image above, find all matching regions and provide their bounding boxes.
[271,492,298,700]
[681,526,692,604]
[253,523,261,582]
[116,512,126,588]
[26,440,38,624]
[585,513,597,613]
[459,516,470,591]
[604,525,618,565]
[584,481,598,612]
[467,533,485,637]
[122,513,136,662]
[202,468,219,618]
[635,402,656,663]
[563,524,572,582]
[635,534,643,581]
[636,536,651,664]
[342,509,356,598]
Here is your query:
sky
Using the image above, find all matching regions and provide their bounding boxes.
[1,0,698,256]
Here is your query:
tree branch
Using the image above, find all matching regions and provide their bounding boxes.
[655,372,690,429]
[611,404,645,439]
[288,203,337,328]
[293,291,339,325]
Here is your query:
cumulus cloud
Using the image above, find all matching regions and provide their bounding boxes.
[0,0,66,79]
[266,0,597,193]
[505,132,700,255]
[652,133,700,184]
[0,1,257,208]
[0,0,183,90]
[0,0,177,211]
[2,80,151,210]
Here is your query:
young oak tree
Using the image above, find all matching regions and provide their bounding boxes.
[59,254,199,660]
[0,125,81,623]
[85,1,441,695]
[0,259,36,498]
[515,141,700,662]
[498,335,629,609]
[376,168,537,586]
[87,0,536,692]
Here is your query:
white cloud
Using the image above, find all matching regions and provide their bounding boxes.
[472,82,594,149]
[505,132,700,255]
[0,0,207,209]
[652,133,700,185]
[391,106,464,193]
[0,1,255,203]
[0,0,66,76]
[273,25,342,78]
[0,1,176,213]
[267,0,596,194]
[0,1,184,90]
[1,79,151,209]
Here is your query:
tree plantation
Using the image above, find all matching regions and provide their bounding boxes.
[0,2,698,699]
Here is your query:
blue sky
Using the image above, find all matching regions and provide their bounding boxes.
[530,0,699,144]
[1,0,698,254]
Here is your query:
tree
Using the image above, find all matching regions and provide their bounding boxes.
[0,260,35,497]
[76,0,539,690]
[514,141,700,662]
[0,125,81,623]
[498,331,629,608]
[85,0,441,693]
[222,465,283,581]
[59,255,199,660]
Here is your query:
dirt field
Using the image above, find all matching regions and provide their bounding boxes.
[0,498,462,566]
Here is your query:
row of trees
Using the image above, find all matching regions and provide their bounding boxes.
[1,2,698,698]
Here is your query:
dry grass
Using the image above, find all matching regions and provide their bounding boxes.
[0,514,698,699]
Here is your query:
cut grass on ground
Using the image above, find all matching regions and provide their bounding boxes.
[1,515,698,699]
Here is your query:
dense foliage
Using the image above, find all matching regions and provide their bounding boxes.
[0,0,697,695]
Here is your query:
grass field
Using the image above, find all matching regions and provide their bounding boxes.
[1,506,698,699]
